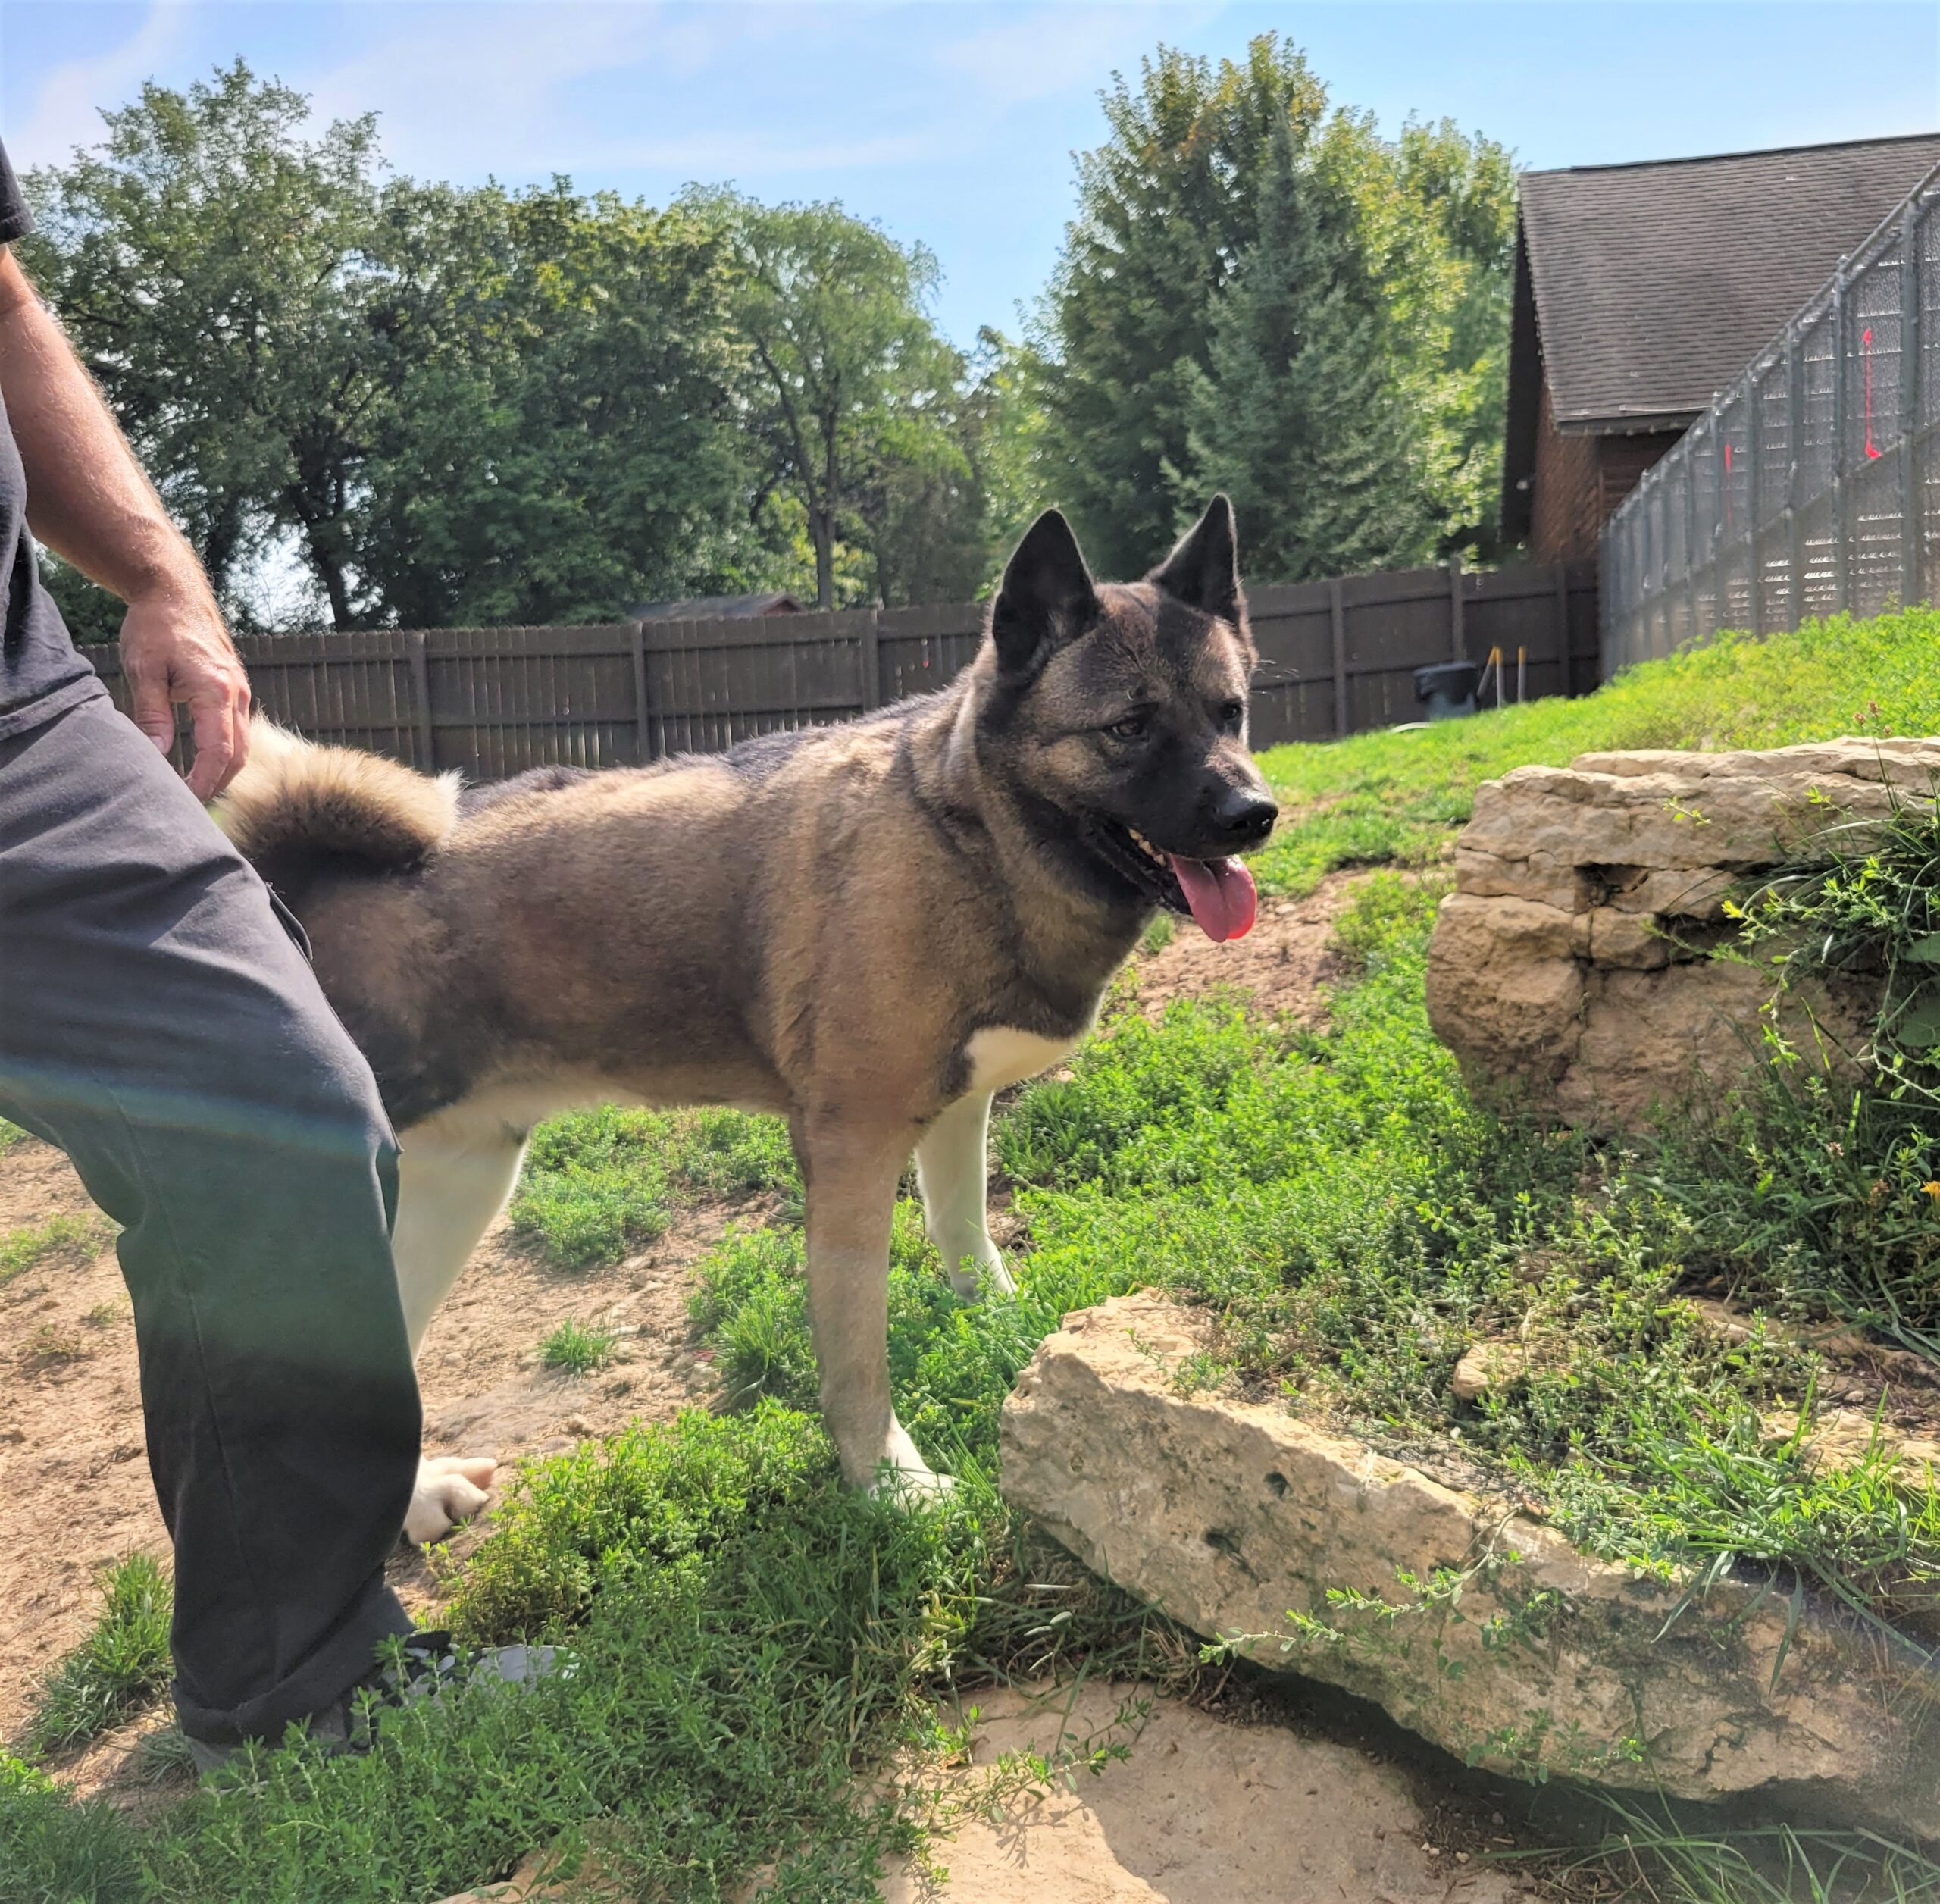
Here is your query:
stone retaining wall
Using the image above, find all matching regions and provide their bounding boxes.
[1426,738,1940,1129]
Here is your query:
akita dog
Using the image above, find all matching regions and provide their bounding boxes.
[214,499,1277,1541]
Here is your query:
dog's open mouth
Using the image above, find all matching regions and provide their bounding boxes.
[1091,821,1259,944]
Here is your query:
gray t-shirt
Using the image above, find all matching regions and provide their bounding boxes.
[0,139,97,737]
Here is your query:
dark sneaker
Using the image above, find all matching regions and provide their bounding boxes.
[185,1629,565,1775]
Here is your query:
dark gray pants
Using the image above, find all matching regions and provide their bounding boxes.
[0,681,418,1746]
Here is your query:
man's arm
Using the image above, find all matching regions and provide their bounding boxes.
[0,247,248,797]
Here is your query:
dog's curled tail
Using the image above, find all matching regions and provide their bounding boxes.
[214,719,460,875]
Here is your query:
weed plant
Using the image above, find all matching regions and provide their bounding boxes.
[0,1211,111,1286]
[20,1557,174,1756]
[538,1319,617,1375]
[511,1106,798,1267]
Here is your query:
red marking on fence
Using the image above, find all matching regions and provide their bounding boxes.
[1863,326,1883,459]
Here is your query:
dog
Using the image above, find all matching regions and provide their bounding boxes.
[214,497,1278,1542]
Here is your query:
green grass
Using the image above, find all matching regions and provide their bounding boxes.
[11,604,1940,1900]
[510,1105,798,1268]
[19,1557,174,1758]
[538,1319,617,1376]
[0,1212,111,1286]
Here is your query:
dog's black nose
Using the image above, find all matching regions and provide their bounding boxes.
[1212,786,1278,844]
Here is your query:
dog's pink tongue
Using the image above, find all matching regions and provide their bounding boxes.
[1169,854,1259,943]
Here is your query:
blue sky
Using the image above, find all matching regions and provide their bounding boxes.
[5,2,1938,348]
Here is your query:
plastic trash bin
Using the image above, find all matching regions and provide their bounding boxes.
[1413,660,1480,722]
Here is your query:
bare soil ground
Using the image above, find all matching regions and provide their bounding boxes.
[881,1680,1528,1904]
[1132,875,1353,1024]
[0,1135,750,1798]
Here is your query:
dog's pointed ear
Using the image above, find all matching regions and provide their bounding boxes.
[1150,496,1242,622]
[990,509,1098,678]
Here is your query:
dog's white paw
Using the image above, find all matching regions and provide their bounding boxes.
[944,1232,1017,1301]
[863,1421,954,1508]
[869,1461,956,1508]
[404,1454,498,1545]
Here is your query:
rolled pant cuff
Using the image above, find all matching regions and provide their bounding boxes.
[172,1576,416,1747]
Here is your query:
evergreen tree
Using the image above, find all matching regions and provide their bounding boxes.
[1037,36,1328,579]
[1189,117,1436,581]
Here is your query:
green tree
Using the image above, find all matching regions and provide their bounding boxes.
[1039,36,1328,578]
[699,190,971,610]
[1189,116,1435,581]
[1389,118,1518,560]
[852,329,1053,607]
[1041,34,1515,581]
[352,180,759,626]
[22,61,390,630]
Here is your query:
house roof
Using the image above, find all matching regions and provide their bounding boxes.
[1502,132,1940,537]
[630,592,804,620]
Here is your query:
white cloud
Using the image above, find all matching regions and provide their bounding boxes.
[11,1,189,171]
[934,2,1216,108]
[299,2,918,183]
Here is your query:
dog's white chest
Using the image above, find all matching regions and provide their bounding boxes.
[962,1025,1083,1094]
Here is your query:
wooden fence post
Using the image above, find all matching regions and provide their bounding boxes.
[630,622,652,763]
[859,612,882,712]
[1328,577,1348,737]
[406,629,434,769]
[1447,556,1466,661]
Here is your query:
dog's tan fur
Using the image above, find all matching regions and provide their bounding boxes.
[215,503,1275,1534]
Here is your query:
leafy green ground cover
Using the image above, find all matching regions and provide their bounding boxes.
[9,611,1940,1899]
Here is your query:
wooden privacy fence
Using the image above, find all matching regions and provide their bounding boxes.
[88,562,1597,780]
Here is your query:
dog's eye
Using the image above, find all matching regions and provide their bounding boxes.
[1106,715,1149,742]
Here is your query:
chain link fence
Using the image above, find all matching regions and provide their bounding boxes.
[1602,162,1940,673]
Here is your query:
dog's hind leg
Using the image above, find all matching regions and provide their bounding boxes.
[915,1091,1015,1299]
[391,1107,529,1543]
[795,1119,947,1500]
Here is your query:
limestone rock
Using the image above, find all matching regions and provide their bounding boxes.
[1424,895,1582,1084]
[1449,1339,1529,1401]
[1000,1294,1940,1831]
[1759,1405,1940,1485]
[1431,737,1917,1129]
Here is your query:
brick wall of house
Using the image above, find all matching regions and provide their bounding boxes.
[1530,383,1601,561]
[1529,380,1684,562]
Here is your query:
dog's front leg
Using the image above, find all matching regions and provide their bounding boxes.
[795,1118,946,1499]
[915,1091,1015,1299]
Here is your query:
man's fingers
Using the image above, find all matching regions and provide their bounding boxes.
[229,678,253,778]
[127,668,177,756]
[184,684,239,802]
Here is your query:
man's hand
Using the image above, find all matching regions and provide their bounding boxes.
[118,581,252,800]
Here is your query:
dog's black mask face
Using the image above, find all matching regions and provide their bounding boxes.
[977,498,1278,942]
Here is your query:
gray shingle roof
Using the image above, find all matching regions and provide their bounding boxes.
[1523,133,1940,431]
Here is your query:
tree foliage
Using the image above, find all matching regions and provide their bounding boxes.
[17,44,1519,634]
[23,64,1015,630]
[1039,33,1516,583]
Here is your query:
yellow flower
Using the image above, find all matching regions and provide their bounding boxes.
[1923,1182,1940,1199]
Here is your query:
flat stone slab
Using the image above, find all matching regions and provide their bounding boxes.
[999,1294,1940,1834]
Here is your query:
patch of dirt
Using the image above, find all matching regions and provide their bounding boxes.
[0,1131,738,1799]
[1131,872,1356,1023]
[882,1679,1529,1904]
[0,1139,155,1758]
